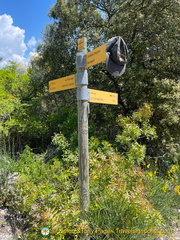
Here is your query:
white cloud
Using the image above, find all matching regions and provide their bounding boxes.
[29,50,39,58]
[0,14,38,68]
[27,36,37,48]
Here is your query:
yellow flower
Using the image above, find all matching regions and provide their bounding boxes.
[168,173,175,181]
[168,165,178,173]
[148,172,153,177]
[174,185,180,195]
[167,165,178,181]
[147,164,150,168]
[162,184,168,193]
[147,172,153,180]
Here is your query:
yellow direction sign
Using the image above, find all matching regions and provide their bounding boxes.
[78,37,85,51]
[49,74,76,93]
[86,44,106,68]
[89,89,118,105]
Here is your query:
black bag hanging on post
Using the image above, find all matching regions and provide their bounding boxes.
[106,36,128,77]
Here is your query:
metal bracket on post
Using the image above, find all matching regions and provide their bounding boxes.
[76,52,86,69]
[76,71,88,86]
[77,88,90,101]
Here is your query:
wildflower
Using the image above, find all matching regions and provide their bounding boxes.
[147,164,150,168]
[168,174,175,181]
[147,172,153,180]
[174,185,180,195]
[162,184,168,193]
[168,165,178,174]
[148,172,153,177]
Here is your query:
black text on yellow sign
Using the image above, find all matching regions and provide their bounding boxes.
[78,37,85,51]
[86,44,106,68]
[49,74,76,93]
[89,89,118,105]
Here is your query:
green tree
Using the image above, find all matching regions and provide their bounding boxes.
[0,63,30,152]
[0,62,80,153]
[0,63,53,153]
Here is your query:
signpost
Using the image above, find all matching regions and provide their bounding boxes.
[48,37,127,240]
[78,37,85,51]
[89,89,118,105]
[48,39,119,213]
[48,74,76,92]
[86,44,106,68]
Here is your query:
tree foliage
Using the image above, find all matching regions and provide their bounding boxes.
[29,0,180,164]
[0,63,58,152]
[0,63,31,152]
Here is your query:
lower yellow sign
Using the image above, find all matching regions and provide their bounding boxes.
[86,44,106,68]
[89,89,118,105]
[49,74,76,92]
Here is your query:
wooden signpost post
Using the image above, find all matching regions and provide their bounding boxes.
[48,38,119,234]
[76,38,89,215]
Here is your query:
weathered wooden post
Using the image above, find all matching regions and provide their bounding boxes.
[76,37,89,214]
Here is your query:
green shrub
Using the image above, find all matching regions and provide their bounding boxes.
[1,105,178,240]
[145,163,180,224]
[2,143,79,239]
[88,148,164,240]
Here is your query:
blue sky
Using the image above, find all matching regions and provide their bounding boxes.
[0,0,56,67]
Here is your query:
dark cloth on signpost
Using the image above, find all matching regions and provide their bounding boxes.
[106,36,128,77]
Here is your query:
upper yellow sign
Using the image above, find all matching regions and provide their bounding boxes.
[86,44,106,68]
[78,37,85,51]
[89,89,118,105]
[49,74,76,93]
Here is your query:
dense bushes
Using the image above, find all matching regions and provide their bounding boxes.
[0,106,179,239]
[1,140,179,239]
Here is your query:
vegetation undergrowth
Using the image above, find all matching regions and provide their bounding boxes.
[0,105,179,239]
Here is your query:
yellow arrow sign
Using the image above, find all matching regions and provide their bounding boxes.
[49,74,76,93]
[89,89,118,105]
[86,44,106,68]
[78,37,85,51]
